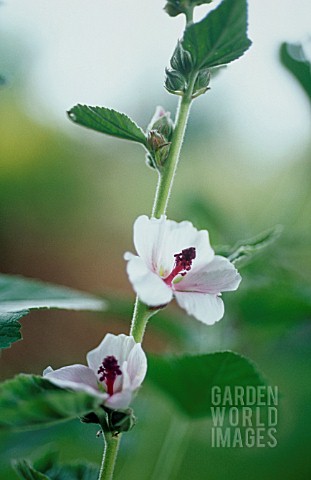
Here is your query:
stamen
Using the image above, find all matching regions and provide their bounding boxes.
[163,247,196,286]
[97,355,122,396]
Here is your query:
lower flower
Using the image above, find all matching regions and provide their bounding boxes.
[43,333,147,409]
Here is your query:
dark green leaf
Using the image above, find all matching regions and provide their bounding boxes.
[0,274,107,350]
[68,105,147,146]
[13,459,51,480]
[182,0,251,70]
[0,310,28,349]
[280,42,311,101]
[0,75,6,86]
[148,351,266,418]
[0,375,102,431]
[47,463,98,480]
[13,457,99,480]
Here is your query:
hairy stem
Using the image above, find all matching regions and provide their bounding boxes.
[98,432,120,480]
[130,297,153,343]
[152,80,195,218]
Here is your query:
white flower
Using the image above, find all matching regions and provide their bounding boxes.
[43,334,147,409]
[124,215,241,325]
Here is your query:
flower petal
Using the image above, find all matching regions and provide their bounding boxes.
[174,291,225,325]
[105,390,133,409]
[132,215,214,275]
[175,255,241,294]
[87,334,137,377]
[125,254,173,306]
[43,364,105,398]
[126,343,147,390]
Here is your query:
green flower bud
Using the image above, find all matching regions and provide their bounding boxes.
[147,106,174,142]
[192,68,211,98]
[165,68,187,95]
[147,130,167,152]
[147,130,171,169]
[154,142,171,167]
[170,41,193,76]
[106,407,136,434]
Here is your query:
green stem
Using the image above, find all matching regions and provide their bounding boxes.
[152,80,195,218]
[130,297,152,343]
[185,6,194,26]
[98,432,120,480]
[130,80,196,343]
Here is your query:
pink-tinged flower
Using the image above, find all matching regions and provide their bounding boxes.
[124,215,241,325]
[43,334,147,409]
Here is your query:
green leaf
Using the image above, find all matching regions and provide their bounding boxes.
[218,225,283,267]
[68,105,147,146]
[280,42,311,101]
[13,459,51,480]
[0,310,28,349]
[13,457,99,480]
[0,374,102,431]
[0,274,107,350]
[46,463,98,480]
[0,75,6,86]
[148,351,266,418]
[182,0,251,70]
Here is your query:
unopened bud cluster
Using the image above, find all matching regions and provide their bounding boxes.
[146,106,174,169]
[165,41,210,98]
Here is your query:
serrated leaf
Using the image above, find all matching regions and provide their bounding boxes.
[13,459,51,480]
[148,351,266,418]
[224,225,283,266]
[182,0,251,70]
[280,42,311,101]
[0,374,103,431]
[0,274,107,350]
[68,105,147,146]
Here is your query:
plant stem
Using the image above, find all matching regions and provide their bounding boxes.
[152,79,195,218]
[130,80,196,343]
[98,432,120,480]
[130,297,152,343]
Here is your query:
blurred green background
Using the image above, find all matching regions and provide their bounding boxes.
[1,1,311,479]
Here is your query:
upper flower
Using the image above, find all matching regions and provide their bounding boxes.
[43,334,147,409]
[124,215,241,325]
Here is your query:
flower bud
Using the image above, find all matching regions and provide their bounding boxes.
[192,68,211,98]
[170,41,193,76]
[147,130,167,152]
[147,106,174,142]
[106,407,136,434]
[146,130,171,169]
[164,68,187,95]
